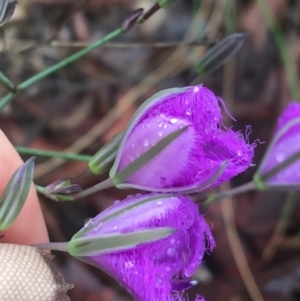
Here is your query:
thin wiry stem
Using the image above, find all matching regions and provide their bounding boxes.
[0,38,216,50]
[71,178,114,200]
[221,192,265,301]
[0,71,15,91]
[204,181,256,205]
[16,146,92,162]
[262,192,297,261]
[33,242,69,252]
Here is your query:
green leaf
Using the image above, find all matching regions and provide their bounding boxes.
[68,227,175,257]
[0,157,35,230]
[195,33,246,76]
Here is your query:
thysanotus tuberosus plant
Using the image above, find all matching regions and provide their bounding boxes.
[0,1,299,301]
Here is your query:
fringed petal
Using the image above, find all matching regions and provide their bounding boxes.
[81,193,214,301]
[114,85,254,191]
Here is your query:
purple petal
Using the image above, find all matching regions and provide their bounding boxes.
[275,102,300,134]
[114,85,254,191]
[259,102,300,186]
[83,193,214,301]
[118,116,195,188]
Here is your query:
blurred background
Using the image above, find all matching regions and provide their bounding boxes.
[1,0,300,300]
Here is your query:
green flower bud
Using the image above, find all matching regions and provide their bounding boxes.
[69,193,175,257]
[44,179,82,201]
[195,33,246,76]
[121,8,144,32]
[89,132,123,175]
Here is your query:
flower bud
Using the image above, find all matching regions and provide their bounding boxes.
[109,85,254,193]
[44,179,82,201]
[0,0,16,26]
[89,132,123,175]
[0,244,73,300]
[195,33,246,76]
[254,102,300,190]
[121,8,144,32]
[0,157,35,230]
[69,193,214,301]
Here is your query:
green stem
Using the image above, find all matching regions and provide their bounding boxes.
[262,191,297,260]
[0,7,164,110]
[138,2,161,24]
[204,181,256,205]
[0,92,15,110]
[0,28,124,110]
[0,71,15,90]
[33,242,69,252]
[18,28,123,91]
[16,146,92,162]
[71,178,114,200]
[35,184,46,195]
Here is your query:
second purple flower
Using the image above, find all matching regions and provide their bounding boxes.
[255,102,300,189]
[109,85,255,192]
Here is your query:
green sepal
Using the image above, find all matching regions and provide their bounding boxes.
[111,126,188,185]
[252,174,267,191]
[68,227,175,257]
[89,133,123,175]
[71,194,174,240]
[113,160,228,193]
[109,87,190,179]
[0,157,35,230]
[254,149,300,191]
[195,33,246,76]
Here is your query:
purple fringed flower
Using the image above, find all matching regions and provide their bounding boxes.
[255,102,300,188]
[109,85,254,193]
[74,193,215,301]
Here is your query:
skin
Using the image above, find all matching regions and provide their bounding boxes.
[0,130,49,245]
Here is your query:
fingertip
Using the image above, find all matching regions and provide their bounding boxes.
[0,131,49,244]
